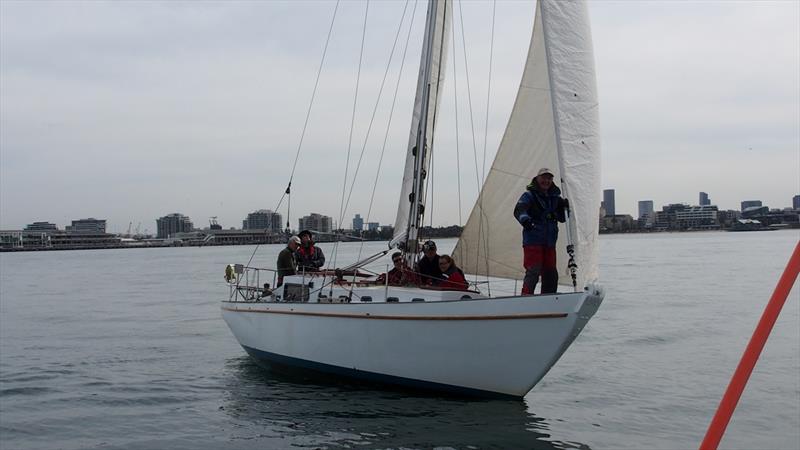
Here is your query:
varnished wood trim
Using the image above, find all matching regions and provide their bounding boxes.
[221,306,567,321]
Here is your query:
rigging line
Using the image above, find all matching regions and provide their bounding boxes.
[356,0,418,264]
[482,0,495,186]
[331,0,370,276]
[284,0,341,204]
[457,0,484,281]
[428,130,434,228]
[339,0,411,259]
[358,0,420,263]
[244,1,340,269]
[457,1,482,194]
[478,0,496,289]
[450,2,464,266]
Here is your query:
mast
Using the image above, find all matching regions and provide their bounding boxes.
[394,0,451,263]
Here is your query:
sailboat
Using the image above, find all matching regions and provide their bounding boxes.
[222,0,604,399]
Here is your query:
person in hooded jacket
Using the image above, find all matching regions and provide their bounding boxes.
[296,229,325,271]
[513,168,568,295]
[437,255,468,291]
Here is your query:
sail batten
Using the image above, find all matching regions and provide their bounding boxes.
[453,0,600,288]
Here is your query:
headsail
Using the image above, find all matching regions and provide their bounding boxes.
[453,0,600,288]
[393,0,451,254]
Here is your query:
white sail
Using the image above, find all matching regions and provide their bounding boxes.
[453,0,600,288]
[393,0,451,244]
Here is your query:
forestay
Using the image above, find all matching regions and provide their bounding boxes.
[453,0,600,288]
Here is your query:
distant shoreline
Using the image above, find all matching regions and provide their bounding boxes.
[3,227,795,253]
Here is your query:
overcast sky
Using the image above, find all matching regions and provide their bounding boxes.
[1,0,798,232]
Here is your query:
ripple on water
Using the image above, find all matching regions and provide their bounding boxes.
[0,386,59,397]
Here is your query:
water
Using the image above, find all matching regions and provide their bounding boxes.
[1,231,798,449]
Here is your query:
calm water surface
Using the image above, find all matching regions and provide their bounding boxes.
[1,231,798,449]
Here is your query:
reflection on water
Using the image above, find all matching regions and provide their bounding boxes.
[221,356,590,449]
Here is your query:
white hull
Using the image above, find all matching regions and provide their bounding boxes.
[221,283,604,398]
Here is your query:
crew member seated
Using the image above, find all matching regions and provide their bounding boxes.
[415,240,443,286]
[438,255,468,290]
[376,252,419,286]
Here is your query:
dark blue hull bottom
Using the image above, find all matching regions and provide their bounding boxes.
[241,345,520,400]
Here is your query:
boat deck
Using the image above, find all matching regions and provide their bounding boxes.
[231,273,487,304]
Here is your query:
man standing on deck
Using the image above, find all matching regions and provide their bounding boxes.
[513,168,568,295]
[276,235,301,287]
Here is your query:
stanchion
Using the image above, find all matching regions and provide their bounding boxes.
[699,241,800,450]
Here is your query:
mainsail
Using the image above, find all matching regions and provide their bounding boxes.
[393,0,451,252]
[453,0,601,288]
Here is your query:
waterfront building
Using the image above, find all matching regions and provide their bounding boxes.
[0,231,50,250]
[793,195,800,210]
[156,213,194,239]
[600,214,636,233]
[740,207,798,227]
[298,213,332,234]
[243,209,283,232]
[66,218,106,233]
[196,229,285,246]
[676,205,719,229]
[0,229,122,251]
[699,192,710,206]
[742,206,769,219]
[638,201,654,229]
[741,200,762,211]
[25,222,58,231]
[654,203,689,230]
[367,222,380,231]
[603,189,615,217]
[353,214,364,232]
[717,210,741,228]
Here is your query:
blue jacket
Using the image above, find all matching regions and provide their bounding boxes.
[513,183,567,247]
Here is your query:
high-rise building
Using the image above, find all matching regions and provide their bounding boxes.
[25,221,58,231]
[699,192,710,206]
[298,213,332,234]
[353,214,364,232]
[603,189,616,216]
[156,213,193,238]
[638,200,654,220]
[741,200,762,211]
[243,209,283,232]
[66,218,106,233]
[793,195,800,210]
[367,222,380,231]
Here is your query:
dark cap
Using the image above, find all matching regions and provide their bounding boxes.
[298,229,312,238]
[422,240,436,251]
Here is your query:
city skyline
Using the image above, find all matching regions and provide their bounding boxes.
[1,1,798,231]
[11,188,800,234]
